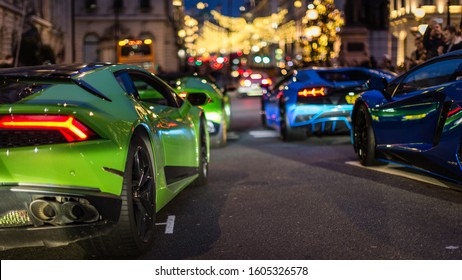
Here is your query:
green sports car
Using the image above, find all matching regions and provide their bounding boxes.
[0,63,210,257]
[161,74,231,147]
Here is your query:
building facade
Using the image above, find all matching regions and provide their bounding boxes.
[0,0,69,67]
[339,0,389,67]
[74,0,183,72]
[1,0,184,72]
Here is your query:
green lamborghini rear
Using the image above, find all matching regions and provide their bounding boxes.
[0,63,210,257]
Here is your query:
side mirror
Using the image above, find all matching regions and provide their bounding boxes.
[366,77,392,101]
[186,92,210,106]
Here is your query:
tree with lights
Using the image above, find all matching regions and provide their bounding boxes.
[301,0,344,64]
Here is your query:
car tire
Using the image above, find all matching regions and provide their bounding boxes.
[192,118,209,186]
[80,132,156,257]
[353,104,385,166]
[279,100,307,141]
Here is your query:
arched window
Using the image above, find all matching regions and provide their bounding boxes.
[83,33,99,63]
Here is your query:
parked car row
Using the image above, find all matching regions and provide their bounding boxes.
[259,50,462,187]
[1,50,462,257]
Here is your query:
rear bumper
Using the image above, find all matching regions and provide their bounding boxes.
[291,104,353,132]
[0,184,121,251]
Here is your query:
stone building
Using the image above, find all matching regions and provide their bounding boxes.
[73,0,184,72]
[0,0,69,67]
[1,0,185,72]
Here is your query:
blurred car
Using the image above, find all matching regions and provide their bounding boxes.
[161,74,231,148]
[261,67,397,141]
[0,63,210,257]
[352,50,462,182]
[237,71,272,97]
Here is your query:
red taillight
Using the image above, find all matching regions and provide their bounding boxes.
[0,115,95,142]
[240,79,251,87]
[298,87,326,97]
[448,105,462,117]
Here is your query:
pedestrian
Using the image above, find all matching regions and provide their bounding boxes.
[406,37,427,70]
[381,54,395,72]
[422,18,445,58]
[442,25,462,53]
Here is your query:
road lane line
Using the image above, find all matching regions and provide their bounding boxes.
[345,161,461,190]
[249,130,279,138]
[165,215,175,234]
[155,215,176,234]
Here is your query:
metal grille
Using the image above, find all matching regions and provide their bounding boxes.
[0,130,67,148]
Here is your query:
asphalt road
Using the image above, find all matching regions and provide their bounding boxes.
[2,92,462,260]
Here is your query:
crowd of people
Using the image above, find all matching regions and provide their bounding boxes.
[405,18,462,71]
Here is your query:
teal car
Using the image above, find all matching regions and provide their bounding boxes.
[163,74,231,147]
[0,63,210,257]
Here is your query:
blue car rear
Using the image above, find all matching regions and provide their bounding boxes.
[261,67,396,141]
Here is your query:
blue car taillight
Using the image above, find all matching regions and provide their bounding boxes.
[297,87,327,97]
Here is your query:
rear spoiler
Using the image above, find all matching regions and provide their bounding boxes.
[0,76,112,102]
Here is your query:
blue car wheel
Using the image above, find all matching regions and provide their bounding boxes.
[279,100,308,141]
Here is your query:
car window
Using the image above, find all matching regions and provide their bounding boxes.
[318,70,371,82]
[132,77,169,106]
[115,70,180,107]
[273,73,293,92]
[394,58,462,96]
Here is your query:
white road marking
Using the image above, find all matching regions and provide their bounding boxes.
[165,215,175,234]
[249,130,279,138]
[345,161,461,190]
[155,215,176,234]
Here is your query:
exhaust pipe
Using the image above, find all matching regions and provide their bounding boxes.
[29,199,100,225]
[62,202,99,223]
[29,199,62,224]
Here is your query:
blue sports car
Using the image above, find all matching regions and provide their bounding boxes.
[261,67,396,141]
[352,50,462,183]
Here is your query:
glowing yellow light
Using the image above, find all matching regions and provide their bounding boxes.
[403,114,427,120]
[306,9,319,20]
[178,29,186,38]
[196,2,205,10]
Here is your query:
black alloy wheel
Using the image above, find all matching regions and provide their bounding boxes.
[354,104,383,166]
[193,118,209,186]
[80,133,156,257]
